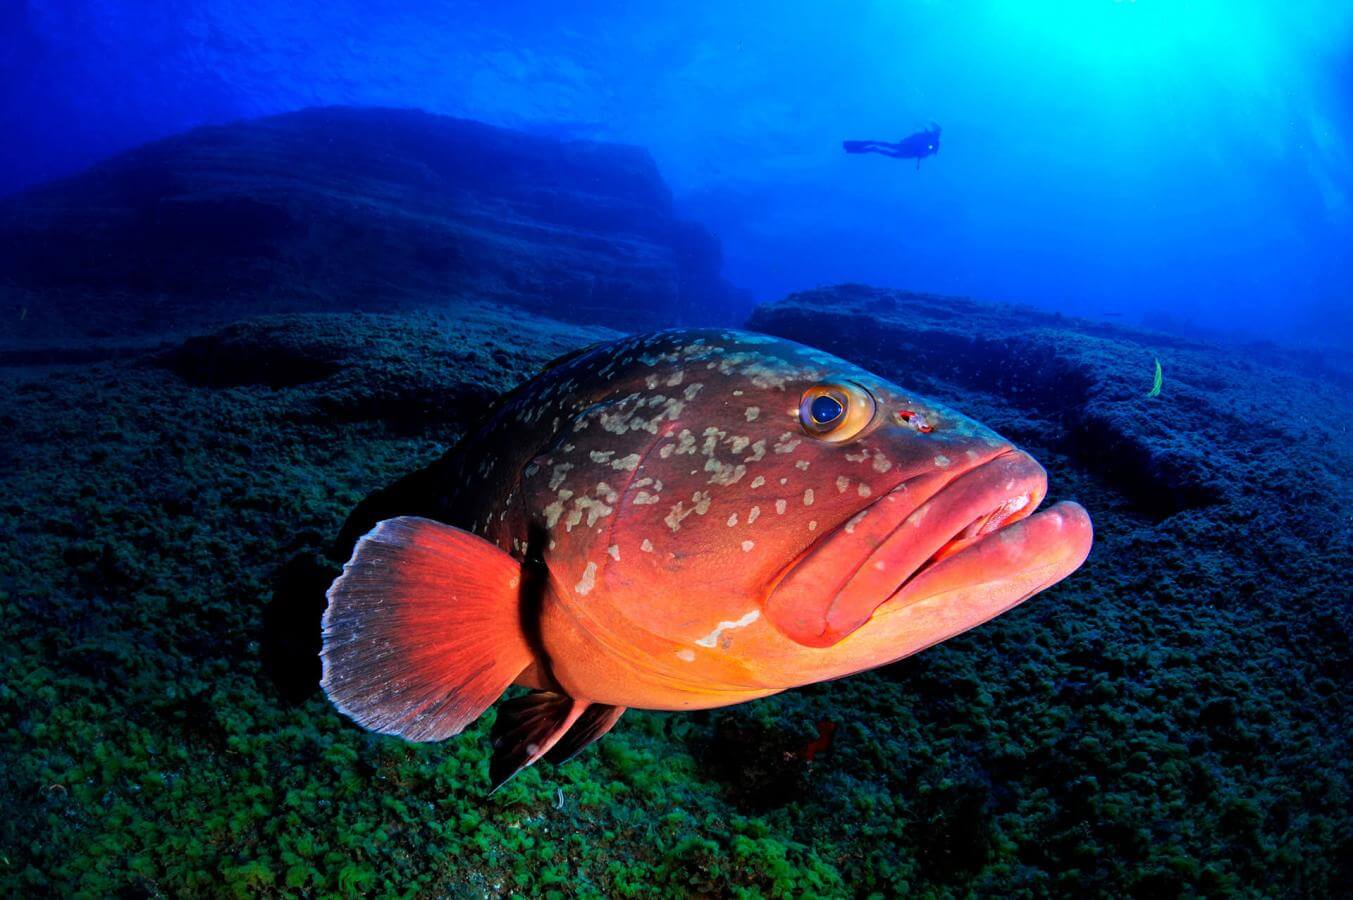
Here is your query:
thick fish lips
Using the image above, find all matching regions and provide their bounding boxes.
[767,450,1092,649]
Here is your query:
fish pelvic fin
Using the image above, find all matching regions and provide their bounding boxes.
[320,516,532,742]
[489,693,625,792]
[545,703,626,766]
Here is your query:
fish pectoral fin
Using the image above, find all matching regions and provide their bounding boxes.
[489,692,587,791]
[320,516,531,742]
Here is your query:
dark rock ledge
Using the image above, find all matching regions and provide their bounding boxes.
[0,106,742,346]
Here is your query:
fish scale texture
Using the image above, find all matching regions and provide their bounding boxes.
[1,290,1349,896]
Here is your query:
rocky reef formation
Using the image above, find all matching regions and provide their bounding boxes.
[0,106,740,344]
[746,284,1352,891]
[3,285,1349,895]
[751,286,1353,522]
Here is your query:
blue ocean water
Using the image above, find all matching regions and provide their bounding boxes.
[3,4,1353,896]
[3,0,1350,346]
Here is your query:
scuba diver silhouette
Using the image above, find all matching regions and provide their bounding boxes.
[843,123,941,169]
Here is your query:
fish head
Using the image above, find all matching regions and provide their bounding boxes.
[528,330,1091,692]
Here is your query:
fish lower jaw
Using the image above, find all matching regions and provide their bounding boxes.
[876,499,1093,622]
[810,449,1052,643]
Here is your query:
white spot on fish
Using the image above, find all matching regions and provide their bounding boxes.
[751,476,766,489]
[607,545,621,561]
[575,562,598,596]
[745,406,760,422]
[676,649,697,662]
[775,499,787,515]
[612,453,642,471]
[934,455,951,468]
[748,505,761,524]
[641,538,654,553]
[550,463,574,490]
[741,540,754,552]
[857,483,872,498]
[544,501,565,528]
[695,610,761,648]
[727,512,739,527]
[803,488,815,506]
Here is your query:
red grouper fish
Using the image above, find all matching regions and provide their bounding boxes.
[321,329,1093,789]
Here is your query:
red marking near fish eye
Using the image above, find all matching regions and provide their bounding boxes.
[894,409,935,433]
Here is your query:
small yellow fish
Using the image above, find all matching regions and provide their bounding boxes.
[1147,358,1162,398]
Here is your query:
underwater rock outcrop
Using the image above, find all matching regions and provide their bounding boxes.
[153,305,618,433]
[0,106,740,343]
[749,285,1350,523]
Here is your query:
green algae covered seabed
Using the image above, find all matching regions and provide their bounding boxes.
[1,294,1350,897]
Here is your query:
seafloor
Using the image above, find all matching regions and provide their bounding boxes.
[2,110,1351,897]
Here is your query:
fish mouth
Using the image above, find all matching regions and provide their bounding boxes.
[765,450,1093,648]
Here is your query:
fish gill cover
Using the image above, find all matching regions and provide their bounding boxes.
[0,1,1351,897]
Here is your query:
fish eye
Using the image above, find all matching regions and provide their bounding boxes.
[799,381,876,442]
[810,394,844,425]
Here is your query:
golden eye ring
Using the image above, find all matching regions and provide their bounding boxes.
[798,381,876,442]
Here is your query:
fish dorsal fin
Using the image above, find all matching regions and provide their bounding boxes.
[537,341,603,375]
[321,516,532,742]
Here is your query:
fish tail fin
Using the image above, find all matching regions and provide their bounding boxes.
[489,692,625,791]
[321,516,532,742]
